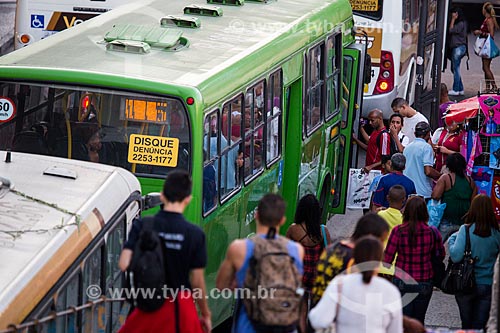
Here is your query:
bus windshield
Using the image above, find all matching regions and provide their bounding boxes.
[350,0,383,21]
[0,83,191,176]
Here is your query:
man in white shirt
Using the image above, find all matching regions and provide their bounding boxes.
[391,98,429,144]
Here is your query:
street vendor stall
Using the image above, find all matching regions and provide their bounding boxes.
[444,94,500,220]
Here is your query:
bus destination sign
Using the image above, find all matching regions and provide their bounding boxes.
[350,0,378,11]
[128,134,179,167]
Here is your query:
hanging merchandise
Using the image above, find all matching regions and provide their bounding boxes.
[466,131,482,175]
[492,176,500,221]
[490,137,500,169]
[471,166,493,196]
[480,95,500,136]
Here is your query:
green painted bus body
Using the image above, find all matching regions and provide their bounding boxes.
[0,0,365,328]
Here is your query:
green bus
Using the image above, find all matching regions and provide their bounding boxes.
[0,0,368,330]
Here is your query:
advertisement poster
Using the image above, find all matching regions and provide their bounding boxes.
[480,94,500,136]
[491,176,500,221]
[471,166,493,196]
[346,168,381,209]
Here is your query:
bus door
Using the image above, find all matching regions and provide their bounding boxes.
[414,0,449,129]
[331,43,368,215]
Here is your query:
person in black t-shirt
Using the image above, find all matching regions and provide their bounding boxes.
[118,171,211,333]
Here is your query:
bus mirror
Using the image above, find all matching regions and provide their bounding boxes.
[143,192,162,210]
[364,53,372,85]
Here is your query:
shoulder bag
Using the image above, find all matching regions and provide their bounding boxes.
[441,225,477,295]
[430,226,446,288]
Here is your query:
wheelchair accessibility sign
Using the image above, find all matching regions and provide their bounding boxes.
[31,15,45,29]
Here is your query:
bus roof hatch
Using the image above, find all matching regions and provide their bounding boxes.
[104,24,189,52]
[183,5,223,17]
[160,15,201,29]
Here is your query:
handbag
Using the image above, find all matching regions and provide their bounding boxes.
[430,226,446,288]
[474,36,487,55]
[440,225,477,295]
[478,35,500,59]
[427,199,446,228]
[314,281,342,333]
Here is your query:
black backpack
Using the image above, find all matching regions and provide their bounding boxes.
[376,129,398,161]
[129,216,167,312]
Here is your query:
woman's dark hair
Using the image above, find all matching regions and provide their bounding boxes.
[351,213,390,241]
[466,194,499,237]
[389,113,404,126]
[451,7,465,23]
[294,194,322,244]
[353,236,383,284]
[402,196,429,246]
[446,153,467,178]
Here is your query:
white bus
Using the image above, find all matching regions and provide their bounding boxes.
[353,0,449,126]
[14,0,132,49]
[0,151,146,332]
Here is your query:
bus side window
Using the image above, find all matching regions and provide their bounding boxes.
[203,112,219,215]
[244,82,265,181]
[106,220,127,331]
[54,273,80,332]
[82,245,103,332]
[326,34,342,119]
[266,70,282,165]
[305,43,325,135]
[220,95,242,200]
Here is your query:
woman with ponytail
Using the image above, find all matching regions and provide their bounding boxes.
[384,196,445,325]
[473,2,499,92]
[309,236,403,333]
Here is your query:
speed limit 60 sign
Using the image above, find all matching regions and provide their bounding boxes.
[0,97,16,123]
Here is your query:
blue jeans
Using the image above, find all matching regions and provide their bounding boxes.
[451,45,466,92]
[393,278,433,324]
[455,284,492,329]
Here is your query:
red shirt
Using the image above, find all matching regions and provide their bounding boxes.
[366,127,391,169]
[435,129,464,172]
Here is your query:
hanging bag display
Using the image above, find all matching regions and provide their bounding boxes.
[440,225,477,294]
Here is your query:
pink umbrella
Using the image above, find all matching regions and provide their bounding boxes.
[443,94,500,124]
[443,96,480,124]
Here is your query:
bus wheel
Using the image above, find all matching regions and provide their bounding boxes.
[319,178,331,224]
